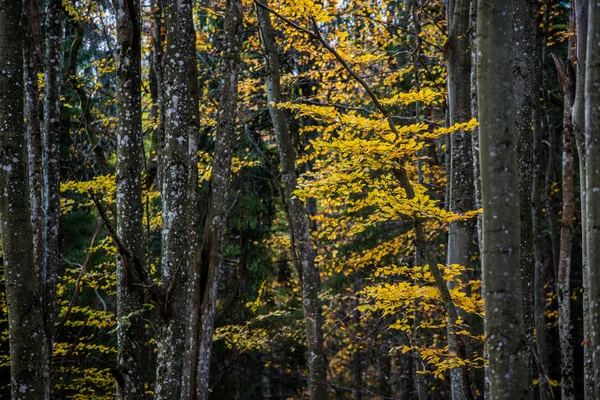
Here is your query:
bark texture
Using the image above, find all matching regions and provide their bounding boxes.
[512,1,537,386]
[476,0,530,398]
[115,0,147,397]
[193,2,243,398]
[445,1,476,398]
[572,1,593,397]
[42,0,62,392]
[553,46,576,400]
[0,1,45,397]
[584,0,600,397]
[155,0,196,397]
[256,4,329,399]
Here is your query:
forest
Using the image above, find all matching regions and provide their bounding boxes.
[0,0,599,399]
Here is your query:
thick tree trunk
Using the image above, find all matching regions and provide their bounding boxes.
[476,0,530,398]
[115,0,147,397]
[42,0,62,394]
[512,1,537,389]
[155,0,196,397]
[192,2,243,399]
[0,1,45,397]
[584,0,600,396]
[445,1,476,398]
[553,43,577,399]
[256,5,329,399]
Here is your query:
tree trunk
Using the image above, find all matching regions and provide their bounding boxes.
[115,0,147,397]
[532,21,551,400]
[65,16,110,176]
[0,1,45,397]
[553,35,577,397]
[446,1,476,398]
[23,0,45,379]
[155,0,196,397]
[42,0,62,394]
[476,0,530,398]
[512,1,537,389]
[256,5,329,399]
[571,1,594,397]
[584,0,600,396]
[193,1,243,399]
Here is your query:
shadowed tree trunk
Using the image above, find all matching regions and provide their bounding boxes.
[584,0,600,396]
[0,1,45,397]
[42,0,62,395]
[445,1,476,398]
[532,16,551,399]
[476,0,530,398]
[553,35,577,397]
[512,1,537,389]
[256,4,329,399]
[115,0,147,397]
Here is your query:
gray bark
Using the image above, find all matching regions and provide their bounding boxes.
[193,1,243,399]
[42,0,62,394]
[155,0,196,397]
[24,0,44,306]
[256,5,329,399]
[115,0,147,397]
[445,1,476,398]
[0,0,45,397]
[553,43,576,399]
[572,1,594,397]
[532,23,551,400]
[444,0,476,400]
[512,1,537,389]
[476,0,530,398]
[584,0,600,397]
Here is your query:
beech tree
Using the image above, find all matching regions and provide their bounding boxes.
[477,0,529,397]
[0,1,45,398]
[1,0,598,398]
[115,0,147,396]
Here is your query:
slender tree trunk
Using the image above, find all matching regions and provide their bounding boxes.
[155,0,196,397]
[476,0,530,398]
[571,1,594,397]
[445,1,476,398]
[23,0,45,354]
[532,21,551,400]
[469,3,488,398]
[256,5,329,398]
[42,0,62,394]
[115,0,147,397]
[512,1,537,390]
[148,0,164,189]
[0,1,45,397]
[178,0,200,394]
[193,2,243,399]
[24,2,49,396]
[553,24,577,396]
[584,0,600,396]
[65,16,110,176]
